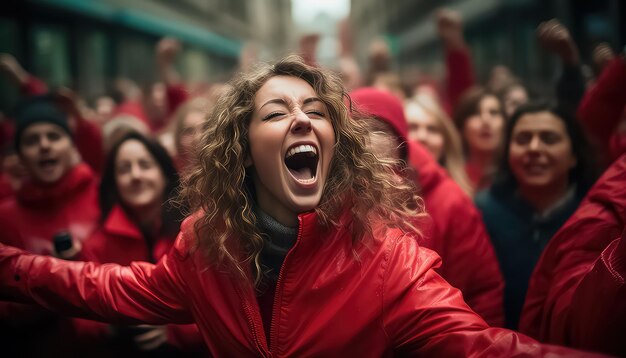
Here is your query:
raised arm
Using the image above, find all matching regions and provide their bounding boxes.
[536,19,586,112]
[0,240,192,326]
[155,37,189,116]
[437,9,475,111]
[0,53,48,96]
[577,55,626,161]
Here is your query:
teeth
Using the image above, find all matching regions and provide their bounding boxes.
[286,144,317,159]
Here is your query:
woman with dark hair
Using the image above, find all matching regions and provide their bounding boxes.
[79,132,205,355]
[453,86,506,191]
[475,101,597,330]
[0,56,596,356]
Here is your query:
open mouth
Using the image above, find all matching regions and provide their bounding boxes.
[284,144,319,184]
[38,158,59,170]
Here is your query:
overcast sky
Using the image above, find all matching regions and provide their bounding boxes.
[291,0,350,25]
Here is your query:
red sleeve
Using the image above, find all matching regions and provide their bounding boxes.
[446,46,476,111]
[520,154,626,357]
[0,241,192,326]
[382,235,597,357]
[577,57,626,160]
[166,83,189,117]
[565,235,626,356]
[21,75,48,96]
[73,118,104,175]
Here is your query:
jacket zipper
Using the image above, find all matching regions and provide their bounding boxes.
[269,215,305,356]
[235,281,271,357]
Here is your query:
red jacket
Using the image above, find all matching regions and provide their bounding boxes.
[407,141,505,326]
[577,56,626,163]
[81,205,206,353]
[520,153,626,356]
[0,209,596,357]
[0,163,99,253]
[0,163,100,355]
[349,88,504,326]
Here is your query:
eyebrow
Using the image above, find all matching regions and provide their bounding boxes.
[260,97,322,109]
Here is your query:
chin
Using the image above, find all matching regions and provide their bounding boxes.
[288,195,322,214]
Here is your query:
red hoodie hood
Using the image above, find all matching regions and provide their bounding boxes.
[349,87,409,147]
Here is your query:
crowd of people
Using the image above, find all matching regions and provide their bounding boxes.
[0,8,625,357]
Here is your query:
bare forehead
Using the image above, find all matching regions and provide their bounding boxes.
[254,75,319,107]
[514,111,567,132]
[117,139,151,160]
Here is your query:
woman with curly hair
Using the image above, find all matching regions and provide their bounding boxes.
[0,56,591,356]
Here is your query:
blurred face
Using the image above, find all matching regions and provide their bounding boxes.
[503,85,529,118]
[405,103,444,160]
[178,111,205,156]
[20,123,76,184]
[115,139,167,211]
[248,75,335,226]
[509,111,576,190]
[463,95,504,155]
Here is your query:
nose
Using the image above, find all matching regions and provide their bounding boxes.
[528,135,542,151]
[291,110,312,135]
[39,136,51,150]
[415,127,428,143]
[129,163,142,180]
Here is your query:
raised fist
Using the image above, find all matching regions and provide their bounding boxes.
[436,8,464,48]
[536,19,579,65]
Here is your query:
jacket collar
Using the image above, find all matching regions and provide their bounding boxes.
[17,163,96,206]
[103,204,144,240]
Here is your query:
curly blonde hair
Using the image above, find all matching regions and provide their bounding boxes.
[179,55,424,285]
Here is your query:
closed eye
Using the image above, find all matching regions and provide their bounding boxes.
[306,110,325,118]
[262,112,285,121]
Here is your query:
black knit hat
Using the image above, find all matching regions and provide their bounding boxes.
[14,95,72,152]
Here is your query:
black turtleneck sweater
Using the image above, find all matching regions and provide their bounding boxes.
[253,205,298,344]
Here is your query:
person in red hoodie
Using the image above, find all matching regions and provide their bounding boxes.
[350,87,505,326]
[0,56,600,356]
[0,95,100,356]
[79,132,206,356]
[520,153,626,357]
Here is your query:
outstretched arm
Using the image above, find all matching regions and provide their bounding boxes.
[0,242,192,326]
[383,235,598,357]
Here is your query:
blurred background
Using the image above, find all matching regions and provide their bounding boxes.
[0,0,624,112]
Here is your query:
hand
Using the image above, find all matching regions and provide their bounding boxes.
[592,42,615,73]
[435,8,464,49]
[536,19,579,65]
[132,325,169,351]
[156,37,181,67]
[0,53,28,85]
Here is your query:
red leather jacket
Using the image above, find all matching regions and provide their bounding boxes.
[0,209,595,357]
[407,141,505,326]
[520,154,626,356]
[81,204,206,353]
